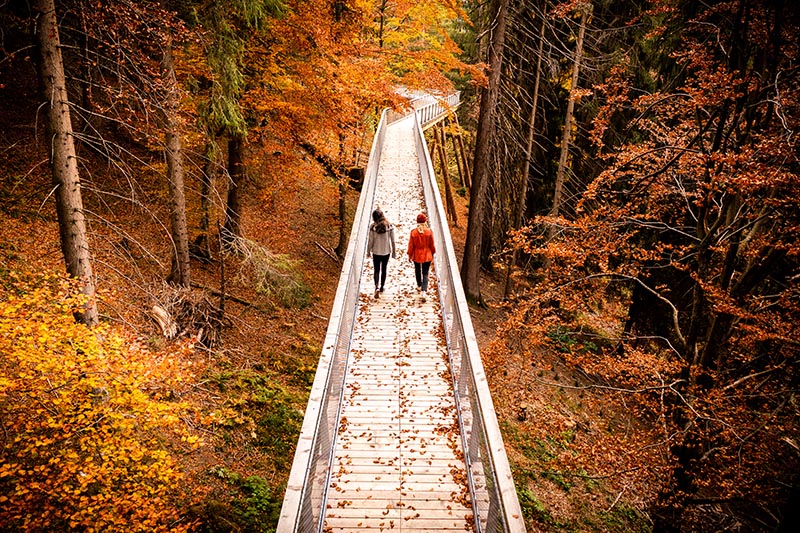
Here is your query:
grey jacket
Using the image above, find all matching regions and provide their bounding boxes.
[367,223,396,257]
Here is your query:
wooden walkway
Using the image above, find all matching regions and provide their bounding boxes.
[323,116,475,531]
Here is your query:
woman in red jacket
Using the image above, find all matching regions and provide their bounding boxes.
[407,212,435,302]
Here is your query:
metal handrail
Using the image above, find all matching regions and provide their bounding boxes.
[276,109,385,532]
[415,92,460,129]
[412,111,526,532]
[387,92,461,126]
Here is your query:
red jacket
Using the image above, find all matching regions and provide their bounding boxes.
[407,224,435,263]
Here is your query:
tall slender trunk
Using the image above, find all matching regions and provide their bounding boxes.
[462,0,509,304]
[378,0,388,48]
[550,2,589,222]
[435,123,457,226]
[223,135,245,248]
[504,16,546,298]
[200,157,214,235]
[78,10,95,132]
[454,114,471,191]
[447,116,466,189]
[335,179,347,257]
[428,123,438,162]
[194,142,217,260]
[34,0,98,326]
[161,37,191,287]
[335,133,348,258]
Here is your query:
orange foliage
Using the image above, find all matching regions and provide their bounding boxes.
[0,272,201,532]
[242,0,480,177]
[496,0,799,528]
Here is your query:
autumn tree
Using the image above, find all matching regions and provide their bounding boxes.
[0,272,200,531]
[549,1,589,223]
[185,0,285,249]
[497,0,800,530]
[463,0,661,296]
[503,12,545,297]
[109,2,195,287]
[461,0,610,297]
[32,0,99,326]
[160,12,192,287]
[462,0,509,304]
[241,0,475,258]
[29,0,204,291]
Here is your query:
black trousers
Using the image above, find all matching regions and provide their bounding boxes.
[373,254,389,289]
[414,261,431,291]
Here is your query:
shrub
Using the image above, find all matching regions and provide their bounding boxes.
[230,237,311,309]
[0,271,200,532]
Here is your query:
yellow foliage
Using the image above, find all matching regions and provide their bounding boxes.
[0,272,200,532]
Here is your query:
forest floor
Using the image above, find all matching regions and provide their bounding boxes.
[0,58,649,531]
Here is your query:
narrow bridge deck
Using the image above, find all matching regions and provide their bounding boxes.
[278,95,525,533]
[323,115,474,530]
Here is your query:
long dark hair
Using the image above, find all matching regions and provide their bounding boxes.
[372,209,389,233]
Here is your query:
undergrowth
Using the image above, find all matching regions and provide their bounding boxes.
[231,236,312,309]
[208,367,305,468]
[503,419,648,532]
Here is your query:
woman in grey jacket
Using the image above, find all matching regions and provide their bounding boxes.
[367,208,396,298]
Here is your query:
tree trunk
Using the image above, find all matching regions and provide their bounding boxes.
[453,113,472,191]
[435,124,458,226]
[428,123,438,162]
[200,148,215,234]
[550,2,589,222]
[699,246,786,369]
[161,36,191,287]
[335,179,347,258]
[193,142,217,261]
[447,116,465,190]
[457,128,471,191]
[34,0,99,326]
[223,135,244,249]
[378,0,387,48]
[504,15,546,298]
[462,0,509,304]
[78,10,96,133]
[334,133,348,258]
[479,166,498,269]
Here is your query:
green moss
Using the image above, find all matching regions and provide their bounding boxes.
[546,325,577,353]
[208,368,305,465]
[518,487,552,523]
[595,503,650,532]
[197,469,281,533]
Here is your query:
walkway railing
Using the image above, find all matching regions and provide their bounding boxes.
[387,91,461,127]
[412,109,525,532]
[276,109,387,532]
[414,92,460,128]
[277,96,525,532]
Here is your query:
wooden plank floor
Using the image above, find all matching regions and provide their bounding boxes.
[324,116,475,531]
